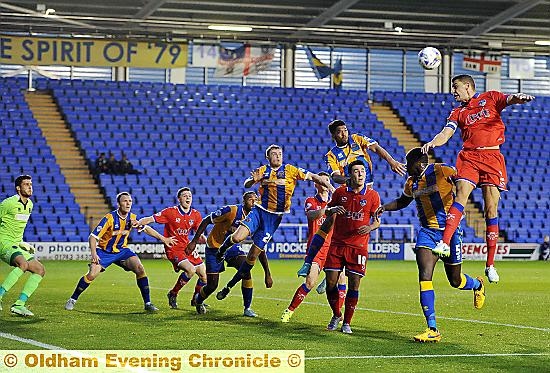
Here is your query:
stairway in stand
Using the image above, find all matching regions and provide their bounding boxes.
[25,91,110,229]
[370,102,487,240]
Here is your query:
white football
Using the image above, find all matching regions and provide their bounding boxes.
[418,47,442,70]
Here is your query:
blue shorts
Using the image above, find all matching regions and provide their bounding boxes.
[205,246,246,274]
[97,248,137,270]
[415,226,463,265]
[240,206,282,250]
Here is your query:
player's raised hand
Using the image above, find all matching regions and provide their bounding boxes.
[391,161,407,176]
[509,93,535,104]
[265,274,273,288]
[421,142,434,154]
[164,236,178,248]
[375,206,385,218]
[251,169,263,183]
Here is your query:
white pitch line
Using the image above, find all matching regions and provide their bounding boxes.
[0,332,64,350]
[152,286,550,332]
[253,295,550,332]
[306,353,550,361]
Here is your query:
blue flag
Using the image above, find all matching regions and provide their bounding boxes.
[332,57,343,90]
[305,47,334,79]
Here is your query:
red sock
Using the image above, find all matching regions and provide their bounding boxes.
[442,202,464,244]
[485,218,499,266]
[326,286,341,317]
[343,290,359,325]
[337,284,346,313]
[171,272,190,295]
[288,284,310,311]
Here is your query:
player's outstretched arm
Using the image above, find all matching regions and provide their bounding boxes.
[310,173,335,192]
[421,127,454,154]
[138,216,155,226]
[507,93,535,105]
[142,225,177,247]
[306,207,326,221]
[186,216,213,254]
[377,194,414,216]
[258,250,273,288]
[370,143,406,176]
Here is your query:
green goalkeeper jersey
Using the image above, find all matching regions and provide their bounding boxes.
[0,195,34,244]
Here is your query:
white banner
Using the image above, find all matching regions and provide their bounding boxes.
[191,43,219,67]
[509,58,536,79]
[29,242,253,260]
[404,243,538,261]
[29,242,538,261]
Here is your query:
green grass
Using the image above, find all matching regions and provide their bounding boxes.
[1,260,549,372]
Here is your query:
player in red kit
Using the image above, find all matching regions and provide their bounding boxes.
[138,187,206,309]
[422,74,534,283]
[323,160,381,334]
[281,172,346,323]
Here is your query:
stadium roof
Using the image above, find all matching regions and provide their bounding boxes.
[1,0,550,53]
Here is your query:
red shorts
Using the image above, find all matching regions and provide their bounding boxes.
[324,244,368,277]
[456,149,508,191]
[166,249,203,272]
[311,243,331,269]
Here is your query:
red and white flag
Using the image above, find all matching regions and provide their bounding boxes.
[463,51,501,74]
[214,44,275,77]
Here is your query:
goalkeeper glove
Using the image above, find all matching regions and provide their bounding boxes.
[19,242,35,254]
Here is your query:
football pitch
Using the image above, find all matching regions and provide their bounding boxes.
[1,260,549,372]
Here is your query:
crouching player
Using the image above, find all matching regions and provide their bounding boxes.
[324,160,381,334]
[376,148,485,342]
[187,191,271,316]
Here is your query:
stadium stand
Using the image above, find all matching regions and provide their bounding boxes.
[1,77,90,241]
[374,90,550,242]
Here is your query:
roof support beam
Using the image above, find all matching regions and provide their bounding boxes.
[291,0,361,38]
[455,0,544,43]
[133,0,168,19]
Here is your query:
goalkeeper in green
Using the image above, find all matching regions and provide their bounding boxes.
[0,175,45,316]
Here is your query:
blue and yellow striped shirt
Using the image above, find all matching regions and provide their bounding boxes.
[90,210,137,253]
[324,133,377,184]
[256,164,309,214]
[207,204,247,248]
[403,163,456,230]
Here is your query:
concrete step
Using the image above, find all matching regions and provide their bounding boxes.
[26,91,111,219]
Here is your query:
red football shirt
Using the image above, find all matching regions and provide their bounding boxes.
[328,185,380,250]
[153,205,202,254]
[304,194,332,247]
[446,91,509,150]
